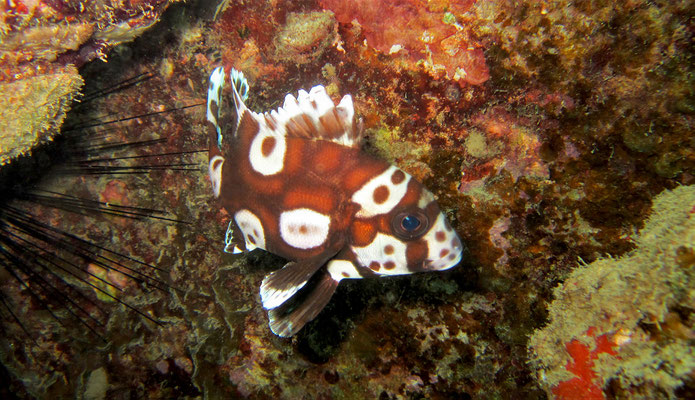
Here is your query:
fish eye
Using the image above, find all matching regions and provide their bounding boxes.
[401,215,421,231]
[392,209,429,240]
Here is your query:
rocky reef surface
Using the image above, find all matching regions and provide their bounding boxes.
[0,0,693,399]
[0,0,177,164]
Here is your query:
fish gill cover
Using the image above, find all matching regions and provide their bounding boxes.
[0,0,694,399]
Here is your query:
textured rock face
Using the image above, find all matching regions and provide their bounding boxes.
[0,0,694,398]
[272,11,337,64]
[320,0,489,85]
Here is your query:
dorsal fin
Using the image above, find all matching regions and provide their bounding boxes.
[266,85,362,148]
[230,69,249,103]
[214,68,362,148]
[207,67,252,149]
[229,68,249,130]
[206,67,225,151]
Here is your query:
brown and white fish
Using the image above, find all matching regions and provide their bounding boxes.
[206,67,463,337]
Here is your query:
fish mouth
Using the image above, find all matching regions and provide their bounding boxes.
[421,251,462,272]
[421,260,437,271]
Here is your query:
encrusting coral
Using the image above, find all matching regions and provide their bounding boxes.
[272,10,337,65]
[529,185,695,399]
[0,65,83,164]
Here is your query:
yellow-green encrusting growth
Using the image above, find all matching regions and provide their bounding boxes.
[529,185,695,397]
[0,66,83,165]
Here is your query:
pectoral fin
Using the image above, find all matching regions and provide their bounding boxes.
[260,253,333,309]
[267,268,339,337]
[223,220,245,254]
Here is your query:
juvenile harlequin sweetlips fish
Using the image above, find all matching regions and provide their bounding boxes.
[206,67,463,337]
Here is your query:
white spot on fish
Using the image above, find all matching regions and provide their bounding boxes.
[351,232,409,275]
[352,165,411,218]
[248,126,287,176]
[279,208,330,249]
[234,209,266,251]
[423,213,462,270]
[209,155,224,198]
[327,259,360,281]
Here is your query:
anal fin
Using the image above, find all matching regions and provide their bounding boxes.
[268,269,339,337]
[260,254,329,309]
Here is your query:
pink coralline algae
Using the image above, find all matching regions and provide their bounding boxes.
[459,106,549,193]
[320,0,489,86]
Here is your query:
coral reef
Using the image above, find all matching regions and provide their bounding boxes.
[320,0,489,86]
[469,0,695,179]
[0,0,177,164]
[459,105,550,194]
[272,10,337,64]
[529,185,695,398]
[0,0,694,398]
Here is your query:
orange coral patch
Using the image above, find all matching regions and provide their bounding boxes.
[100,180,129,206]
[552,328,618,400]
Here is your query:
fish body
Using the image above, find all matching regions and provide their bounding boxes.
[206,67,463,336]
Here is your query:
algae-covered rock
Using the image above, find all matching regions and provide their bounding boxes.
[529,185,695,398]
[273,11,337,64]
[0,65,83,165]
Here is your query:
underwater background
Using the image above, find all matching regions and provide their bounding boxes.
[1,0,694,398]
